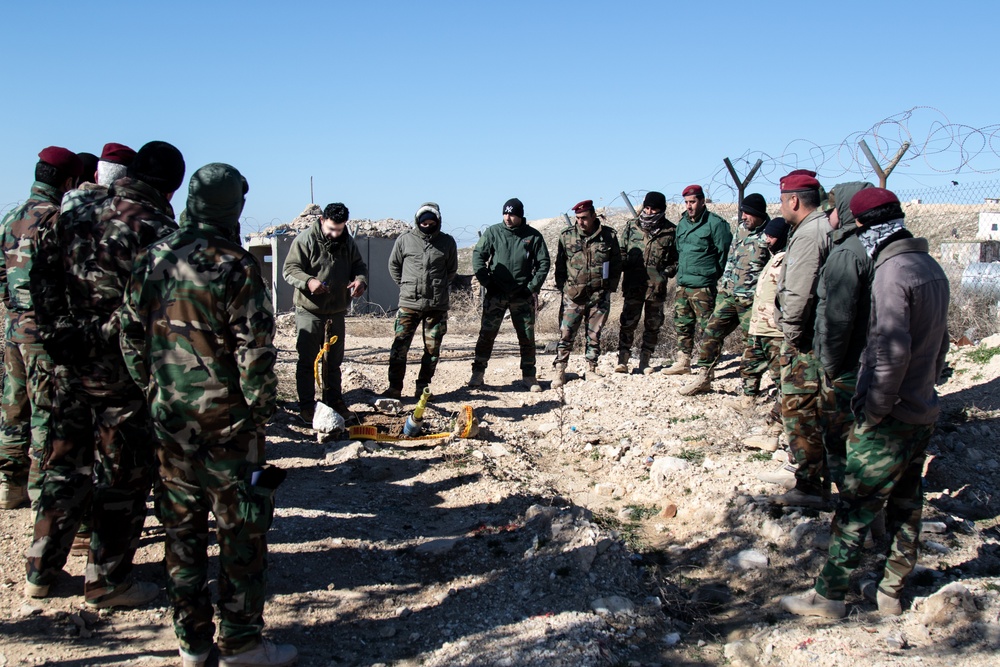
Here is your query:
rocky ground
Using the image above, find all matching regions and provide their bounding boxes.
[1,315,999,667]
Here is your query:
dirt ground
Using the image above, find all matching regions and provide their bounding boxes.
[1,313,1000,667]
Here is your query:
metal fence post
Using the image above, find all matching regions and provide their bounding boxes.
[621,191,638,218]
[858,140,911,188]
[723,157,763,211]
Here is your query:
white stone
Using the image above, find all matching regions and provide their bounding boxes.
[591,595,635,615]
[313,401,345,434]
[325,442,364,465]
[728,549,768,571]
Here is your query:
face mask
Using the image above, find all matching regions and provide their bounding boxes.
[638,211,664,231]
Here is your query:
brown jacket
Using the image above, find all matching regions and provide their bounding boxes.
[853,234,950,425]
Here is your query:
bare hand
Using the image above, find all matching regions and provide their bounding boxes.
[347,279,366,298]
[307,278,330,295]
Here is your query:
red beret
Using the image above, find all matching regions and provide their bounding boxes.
[572,200,594,214]
[780,173,821,192]
[682,185,704,198]
[100,142,136,166]
[849,187,900,218]
[38,146,84,177]
[787,169,817,178]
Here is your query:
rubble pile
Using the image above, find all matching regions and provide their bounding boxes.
[249,204,411,240]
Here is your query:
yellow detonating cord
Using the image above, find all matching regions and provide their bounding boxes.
[313,334,339,390]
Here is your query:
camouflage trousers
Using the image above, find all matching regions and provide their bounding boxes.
[159,429,272,656]
[617,296,665,357]
[473,294,537,376]
[693,292,753,370]
[554,291,611,365]
[388,307,448,391]
[26,364,155,605]
[673,286,717,355]
[814,415,934,601]
[779,343,826,496]
[0,341,54,499]
[294,308,345,408]
[820,372,857,493]
[741,335,783,422]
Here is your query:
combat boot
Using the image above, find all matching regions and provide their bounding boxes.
[468,369,485,387]
[551,364,567,389]
[219,641,298,667]
[638,351,653,375]
[744,433,779,452]
[521,375,541,392]
[86,579,159,609]
[678,367,713,395]
[614,351,629,374]
[179,647,210,667]
[587,360,599,376]
[661,351,691,375]
[0,478,28,510]
[780,590,846,619]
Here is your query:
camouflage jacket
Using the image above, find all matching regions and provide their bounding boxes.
[31,177,177,377]
[0,182,62,343]
[618,218,677,302]
[717,224,771,301]
[555,223,622,303]
[119,220,277,448]
[748,250,785,338]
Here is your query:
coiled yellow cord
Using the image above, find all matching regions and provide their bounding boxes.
[313,334,339,390]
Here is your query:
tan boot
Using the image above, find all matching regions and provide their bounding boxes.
[638,351,653,375]
[744,434,779,452]
[551,364,567,389]
[614,351,629,374]
[0,479,28,510]
[678,367,713,395]
[661,351,691,375]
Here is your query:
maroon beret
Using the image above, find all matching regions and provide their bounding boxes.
[100,142,136,166]
[38,146,83,177]
[780,173,821,192]
[572,200,594,214]
[787,169,817,178]
[849,187,900,218]
[682,184,704,198]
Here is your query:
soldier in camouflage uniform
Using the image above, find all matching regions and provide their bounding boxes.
[469,198,550,392]
[782,187,950,620]
[680,193,771,394]
[26,141,184,607]
[814,181,875,490]
[768,171,833,508]
[386,203,458,399]
[552,200,622,387]
[662,185,732,375]
[120,163,296,667]
[614,191,676,375]
[0,148,83,511]
[739,218,789,451]
[48,143,136,553]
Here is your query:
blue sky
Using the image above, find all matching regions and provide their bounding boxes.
[1,0,996,246]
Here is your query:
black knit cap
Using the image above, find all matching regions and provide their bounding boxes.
[740,193,768,220]
[642,191,666,211]
[132,141,185,194]
[77,152,99,184]
[502,198,524,218]
[763,216,789,250]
